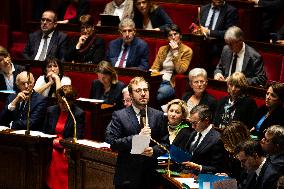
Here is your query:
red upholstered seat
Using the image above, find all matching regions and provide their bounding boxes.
[9,32,28,59]
[259,51,283,83]
[280,56,284,83]
[89,0,112,25]
[84,110,92,139]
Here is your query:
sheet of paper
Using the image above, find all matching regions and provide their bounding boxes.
[76,139,110,148]
[130,134,150,154]
[0,126,10,131]
[174,177,198,188]
[77,98,104,103]
[11,130,57,138]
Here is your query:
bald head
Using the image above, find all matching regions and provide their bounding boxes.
[16,71,35,93]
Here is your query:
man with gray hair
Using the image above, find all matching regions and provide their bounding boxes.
[106,18,149,70]
[214,26,267,86]
[261,125,284,175]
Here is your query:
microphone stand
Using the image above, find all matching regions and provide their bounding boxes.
[62,97,77,142]
[25,72,32,136]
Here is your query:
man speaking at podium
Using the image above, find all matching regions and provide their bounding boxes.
[0,71,47,131]
[106,77,169,189]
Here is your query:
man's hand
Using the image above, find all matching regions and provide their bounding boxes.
[141,147,153,157]
[214,73,225,81]
[182,161,201,171]
[139,126,151,136]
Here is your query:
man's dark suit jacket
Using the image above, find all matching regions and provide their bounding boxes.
[200,3,239,39]
[174,128,227,174]
[106,37,149,70]
[0,91,47,131]
[214,44,267,86]
[89,80,125,110]
[105,106,169,188]
[0,64,25,91]
[213,95,257,128]
[43,105,85,139]
[242,160,279,189]
[23,30,67,61]
[270,152,284,175]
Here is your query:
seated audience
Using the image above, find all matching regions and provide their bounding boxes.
[214,26,267,86]
[0,46,25,91]
[220,121,250,186]
[101,0,133,21]
[213,72,257,129]
[89,61,125,109]
[44,85,85,189]
[177,105,227,174]
[251,83,284,138]
[65,14,105,64]
[122,86,132,107]
[151,24,192,104]
[199,0,239,40]
[34,57,71,97]
[57,0,90,24]
[261,125,284,175]
[105,76,169,189]
[235,140,280,189]
[0,71,47,130]
[23,10,67,61]
[166,99,192,144]
[182,68,217,116]
[133,0,173,31]
[106,18,149,70]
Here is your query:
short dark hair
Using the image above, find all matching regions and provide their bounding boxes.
[266,125,284,147]
[190,104,212,122]
[42,57,64,78]
[270,83,284,102]
[56,85,77,102]
[164,24,181,37]
[235,140,264,157]
[80,14,95,27]
[96,61,118,84]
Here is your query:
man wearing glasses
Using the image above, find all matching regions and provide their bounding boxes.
[106,18,149,70]
[23,10,67,61]
[106,77,169,189]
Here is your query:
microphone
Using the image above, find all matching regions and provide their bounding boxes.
[25,69,32,136]
[59,91,77,142]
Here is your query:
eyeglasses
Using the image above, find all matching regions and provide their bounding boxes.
[133,88,149,94]
[41,18,54,23]
[120,29,135,34]
[190,120,201,126]
[192,80,206,85]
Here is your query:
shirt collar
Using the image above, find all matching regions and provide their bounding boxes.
[235,42,245,57]
[43,31,54,39]
[199,124,213,137]
[132,104,141,115]
[113,0,125,8]
[255,158,266,177]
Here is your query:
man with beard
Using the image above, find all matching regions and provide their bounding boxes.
[105,77,169,189]
[23,10,67,61]
[106,18,149,70]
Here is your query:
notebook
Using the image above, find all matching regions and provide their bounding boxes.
[100,14,120,27]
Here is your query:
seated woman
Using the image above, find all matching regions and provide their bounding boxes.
[151,24,193,105]
[166,99,192,145]
[213,72,257,129]
[0,46,25,91]
[65,14,105,64]
[220,121,250,186]
[44,85,85,189]
[182,68,217,117]
[133,0,173,31]
[34,57,71,97]
[90,61,125,109]
[251,83,284,139]
[57,0,90,24]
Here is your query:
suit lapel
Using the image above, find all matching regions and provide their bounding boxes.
[127,107,141,133]
[225,50,233,76]
[192,129,213,157]
[242,45,249,72]
[215,5,226,29]
[34,32,42,58]
[126,39,136,67]
[185,131,197,150]
[201,6,210,26]
[46,31,57,57]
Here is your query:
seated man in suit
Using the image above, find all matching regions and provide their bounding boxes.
[23,10,67,61]
[199,0,239,40]
[236,140,280,189]
[0,71,47,131]
[174,104,227,174]
[214,26,267,86]
[105,77,169,189]
[106,18,149,70]
[0,46,25,91]
[261,125,284,175]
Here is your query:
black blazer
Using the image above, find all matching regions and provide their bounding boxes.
[0,91,47,131]
[105,106,169,187]
[89,80,125,109]
[200,3,239,39]
[213,95,257,128]
[251,105,284,138]
[269,151,284,175]
[23,30,67,61]
[65,34,105,64]
[0,64,25,91]
[133,6,173,31]
[182,90,217,114]
[44,105,85,139]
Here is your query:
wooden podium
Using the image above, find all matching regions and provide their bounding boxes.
[60,139,117,189]
[0,130,53,189]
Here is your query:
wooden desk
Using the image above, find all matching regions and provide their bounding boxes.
[60,139,117,189]
[0,130,53,189]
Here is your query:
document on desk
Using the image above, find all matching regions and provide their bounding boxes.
[11,130,57,138]
[130,134,150,154]
[0,126,9,131]
[77,98,104,103]
[174,178,199,188]
[77,139,111,148]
